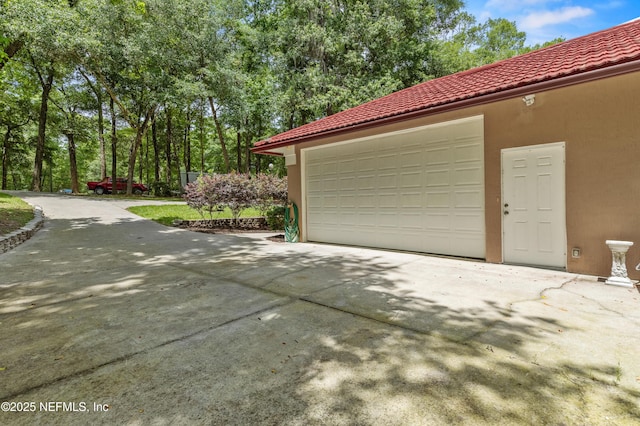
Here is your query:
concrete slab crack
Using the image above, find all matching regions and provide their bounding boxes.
[0,299,293,401]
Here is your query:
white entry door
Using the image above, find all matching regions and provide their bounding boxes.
[502,142,566,268]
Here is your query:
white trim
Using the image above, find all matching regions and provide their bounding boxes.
[300,148,307,242]
[301,115,484,154]
[501,141,566,154]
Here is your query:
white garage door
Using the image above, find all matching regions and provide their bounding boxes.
[304,115,485,258]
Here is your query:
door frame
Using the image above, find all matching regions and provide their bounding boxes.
[501,142,567,268]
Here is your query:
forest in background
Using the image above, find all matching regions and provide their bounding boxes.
[0,0,562,194]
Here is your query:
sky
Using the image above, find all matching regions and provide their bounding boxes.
[463,0,640,45]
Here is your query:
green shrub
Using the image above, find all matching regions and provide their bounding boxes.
[152,181,172,197]
[266,205,285,230]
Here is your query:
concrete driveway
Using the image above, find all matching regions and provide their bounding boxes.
[1,192,639,425]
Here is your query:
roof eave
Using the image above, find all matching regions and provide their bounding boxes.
[252,59,640,154]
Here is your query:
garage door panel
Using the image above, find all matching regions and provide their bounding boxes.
[400,151,423,167]
[399,212,423,229]
[377,212,398,228]
[338,194,356,208]
[454,142,483,163]
[322,178,338,191]
[318,161,337,174]
[454,166,483,185]
[357,174,376,190]
[358,212,377,227]
[425,191,450,208]
[400,171,422,188]
[340,211,358,226]
[379,153,399,169]
[322,195,338,208]
[357,194,377,209]
[378,174,397,189]
[454,190,483,208]
[307,195,324,209]
[453,213,484,232]
[358,157,377,172]
[425,147,450,165]
[401,192,422,208]
[424,233,453,253]
[426,169,450,186]
[379,192,398,207]
[305,116,485,258]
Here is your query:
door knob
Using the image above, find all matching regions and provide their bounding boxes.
[504,210,509,215]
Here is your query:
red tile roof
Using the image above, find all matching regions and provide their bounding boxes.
[255,19,640,151]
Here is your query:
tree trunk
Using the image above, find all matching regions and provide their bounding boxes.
[2,129,10,190]
[208,96,229,173]
[126,108,154,194]
[79,70,106,179]
[110,97,117,194]
[199,104,205,173]
[152,120,160,182]
[183,108,191,174]
[245,132,251,174]
[97,92,106,180]
[172,121,181,188]
[145,130,150,184]
[31,67,54,192]
[139,133,144,183]
[65,132,80,194]
[165,107,173,186]
[244,117,252,174]
[236,132,242,172]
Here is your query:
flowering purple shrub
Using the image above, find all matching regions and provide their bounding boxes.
[183,174,224,219]
[184,173,286,221]
[216,172,259,219]
[254,174,288,214]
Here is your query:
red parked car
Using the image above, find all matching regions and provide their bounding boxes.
[87,177,148,195]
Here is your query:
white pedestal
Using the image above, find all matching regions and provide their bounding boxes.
[605,240,634,288]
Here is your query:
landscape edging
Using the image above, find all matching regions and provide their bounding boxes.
[172,217,268,230]
[0,205,45,254]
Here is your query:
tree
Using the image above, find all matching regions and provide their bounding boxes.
[0,61,35,189]
[268,0,469,129]
[79,69,107,180]
[81,0,162,194]
[50,69,96,193]
[433,17,546,75]
[0,0,564,193]
[28,55,56,192]
[2,0,83,191]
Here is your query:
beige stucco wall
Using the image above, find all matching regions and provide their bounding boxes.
[284,71,640,279]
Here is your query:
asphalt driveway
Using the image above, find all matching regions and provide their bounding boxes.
[1,192,639,425]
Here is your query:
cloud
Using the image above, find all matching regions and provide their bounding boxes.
[485,0,554,10]
[521,6,594,30]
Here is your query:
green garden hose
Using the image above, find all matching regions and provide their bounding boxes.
[284,201,299,243]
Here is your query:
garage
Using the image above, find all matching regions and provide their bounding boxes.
[302,115,485,258]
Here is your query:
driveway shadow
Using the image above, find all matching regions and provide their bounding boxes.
[1,215,639,424]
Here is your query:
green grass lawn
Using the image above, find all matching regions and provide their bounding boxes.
[127,204,262,226]
[0,192,34,235]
